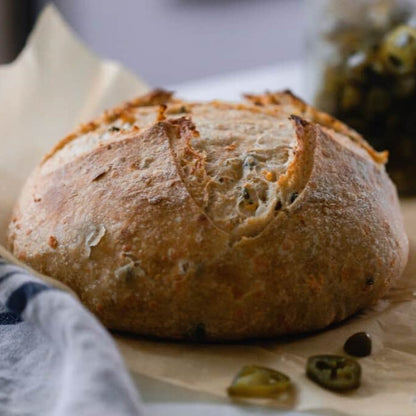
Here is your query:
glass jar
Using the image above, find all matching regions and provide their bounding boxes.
[306,0,416,195]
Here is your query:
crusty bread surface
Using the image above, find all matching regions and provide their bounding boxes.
[8,90,408,340]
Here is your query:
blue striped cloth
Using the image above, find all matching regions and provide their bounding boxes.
[0,257,144,416]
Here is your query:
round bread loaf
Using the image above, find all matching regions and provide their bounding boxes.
[8,90,408,341]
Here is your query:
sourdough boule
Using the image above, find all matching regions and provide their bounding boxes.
[7,90,408,341]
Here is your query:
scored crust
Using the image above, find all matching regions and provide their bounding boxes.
[7,90,408,341]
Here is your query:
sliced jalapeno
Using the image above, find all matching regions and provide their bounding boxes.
[344,332,372,357]
[306,355,361,392]
[227,365,291,398]
[380,25,416,75]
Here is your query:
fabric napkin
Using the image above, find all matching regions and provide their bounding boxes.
[0,257,145,416]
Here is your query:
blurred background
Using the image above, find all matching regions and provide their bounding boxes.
[0,0,304,85]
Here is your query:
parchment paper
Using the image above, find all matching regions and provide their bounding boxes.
[1,6,416,415]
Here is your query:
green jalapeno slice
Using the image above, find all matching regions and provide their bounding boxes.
[227,365,291,398]
[306,355,361,392]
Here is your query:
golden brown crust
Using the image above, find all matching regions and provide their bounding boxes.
[245,91,389,164]
[8,90,408,341]
[41,89,175,164]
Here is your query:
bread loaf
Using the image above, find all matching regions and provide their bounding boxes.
[7,90,408,341]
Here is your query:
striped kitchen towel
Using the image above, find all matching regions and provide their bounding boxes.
[0,257,144,416]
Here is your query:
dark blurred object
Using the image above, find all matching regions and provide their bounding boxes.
[308,0,416,196]
[0,0,35,63]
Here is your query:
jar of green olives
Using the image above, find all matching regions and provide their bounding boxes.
[307,0,416,195]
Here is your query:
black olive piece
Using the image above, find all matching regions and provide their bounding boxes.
[109,126,121,132]
[366,277,374,286]
[344,332,372,357]
[290,193,298,204]
[275,200,282,211]
[186,323,206,342]
[306,355,361,391]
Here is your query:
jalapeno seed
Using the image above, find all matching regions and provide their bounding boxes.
[306,355,361,391]
[344,332,372,357]
[227,365,291,398]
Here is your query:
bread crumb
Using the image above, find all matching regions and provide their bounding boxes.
[48,236,58,249]
[104,109,122,124]
[262,170,276,181]
[157,104,167,122]
[121,112,136,125]
[80,121,98,134]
